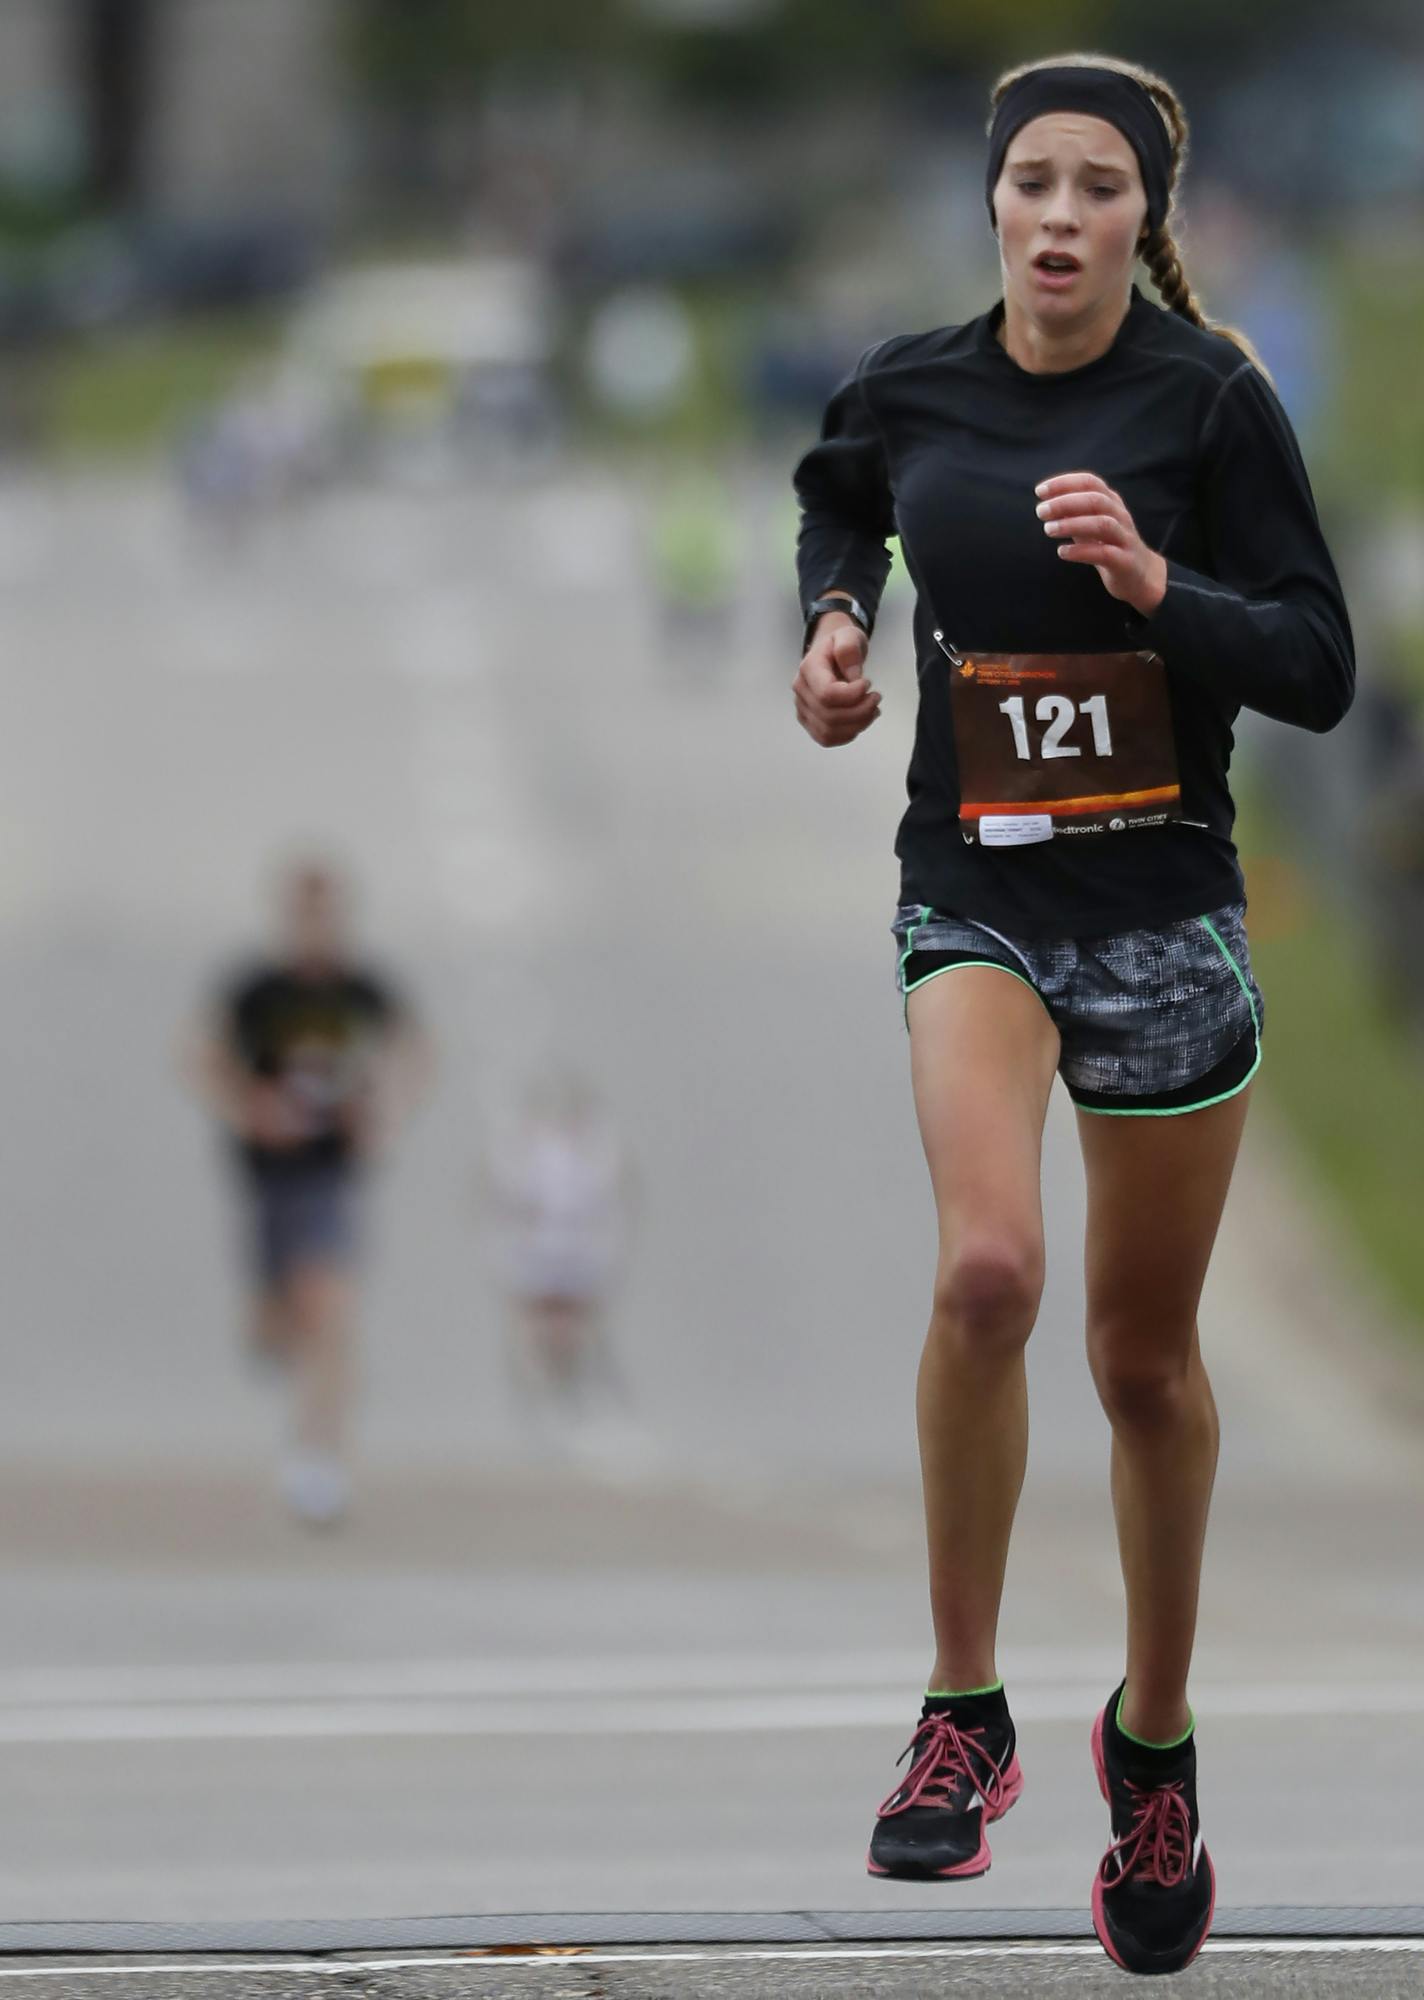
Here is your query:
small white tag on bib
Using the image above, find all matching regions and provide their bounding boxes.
[978,814,1053,847]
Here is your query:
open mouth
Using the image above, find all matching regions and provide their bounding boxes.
[1034,252,1082,275]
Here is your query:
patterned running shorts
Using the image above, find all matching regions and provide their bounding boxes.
[891,900,1264,1115]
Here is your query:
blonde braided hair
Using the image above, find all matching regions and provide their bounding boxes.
[989,52,1271,379]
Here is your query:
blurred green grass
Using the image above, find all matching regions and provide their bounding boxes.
[1242,795,1424,1330]
[1242,246,1424,1331]
[1320,244,1424,510]
[1319,245,1424,693]
[40,312,281,459]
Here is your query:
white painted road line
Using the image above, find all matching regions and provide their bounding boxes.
[2,1676,1424,1748]
[0,1940,1422,1979]
[0,1693,913,1745]
[0,1650,937,1705]
[0,1644,1409,1707]
[1,1647,1423,1747]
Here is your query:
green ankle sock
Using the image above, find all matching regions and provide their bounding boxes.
[1115,1687,1194,1750]
[926,1679,1003,1699]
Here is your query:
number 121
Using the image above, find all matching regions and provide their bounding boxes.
[998,693,1112,760]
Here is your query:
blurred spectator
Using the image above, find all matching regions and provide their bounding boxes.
[181,859,433,1525]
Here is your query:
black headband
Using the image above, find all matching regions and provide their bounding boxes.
[985,66,1173,238]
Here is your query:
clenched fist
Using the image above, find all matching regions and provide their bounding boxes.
[793,612,882,748]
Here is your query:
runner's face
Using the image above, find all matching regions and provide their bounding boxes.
[992,114,1148,327]
[283,874,346,965]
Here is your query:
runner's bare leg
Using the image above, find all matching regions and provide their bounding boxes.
[1077,1087,1252,1741]
[909,968,1061,1690]
[287,1262,358,1459]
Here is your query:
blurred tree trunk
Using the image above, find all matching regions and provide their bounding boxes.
[75,0,155,209]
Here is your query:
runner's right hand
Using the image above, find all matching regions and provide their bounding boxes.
[242,1080,308,1148]
[793,613,881,747]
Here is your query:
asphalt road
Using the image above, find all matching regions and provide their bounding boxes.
[2,1942,1424,1999]
[0,462,1421,1972]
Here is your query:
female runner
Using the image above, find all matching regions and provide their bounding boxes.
[792,53,1353,1977]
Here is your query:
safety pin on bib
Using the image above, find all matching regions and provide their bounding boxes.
[932,630,963,666]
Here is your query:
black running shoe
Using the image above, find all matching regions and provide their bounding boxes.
[1091,1683,1215,1975]
[867,1695,1023,1880]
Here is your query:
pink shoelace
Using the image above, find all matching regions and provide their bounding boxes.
[1099,1779,1193,1889]
[875,1713,1011,1820]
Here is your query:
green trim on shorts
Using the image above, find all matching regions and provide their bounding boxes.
[903,957,1039,1001]
[898,903,1042,1023]
[895,904,931,987]
[1074,1043,1261,1118]
[1076,913,1262,1118]
[902,957,1040,1026]
[1199,912,1261,1033]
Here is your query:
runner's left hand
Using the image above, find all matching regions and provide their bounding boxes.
[340,1099,389,1162]
[1034,473,1167,616]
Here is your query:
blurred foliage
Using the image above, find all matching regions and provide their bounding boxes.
[0,179,88,252]
[344,0,1397,101]
[343,0,630,96]
[1401,629,1424,701]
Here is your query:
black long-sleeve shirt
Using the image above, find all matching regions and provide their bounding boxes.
[793,285,1354,937]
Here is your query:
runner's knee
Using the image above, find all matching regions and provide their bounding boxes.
[932,1240,1042,1356]
[287,1265,350,1332]
[1088,1334,1197,1431]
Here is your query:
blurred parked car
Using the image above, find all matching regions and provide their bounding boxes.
[281,255,560,472]
[0,215,316,344]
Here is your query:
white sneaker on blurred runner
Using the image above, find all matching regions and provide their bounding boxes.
[279,1451,350,1526]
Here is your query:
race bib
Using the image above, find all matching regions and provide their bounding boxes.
[947,649,1182,845]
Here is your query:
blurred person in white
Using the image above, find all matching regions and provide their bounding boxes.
[183,860,433,1525]
[793,51,1352,1977]
[481,1066,644,1472]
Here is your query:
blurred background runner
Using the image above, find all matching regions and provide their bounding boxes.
[182,858,433,1525]
[480,1064,646,1472]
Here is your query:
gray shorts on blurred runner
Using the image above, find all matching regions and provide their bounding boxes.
[245,1168,363,1285]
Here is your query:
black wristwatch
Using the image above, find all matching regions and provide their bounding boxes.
[803,592,871,654]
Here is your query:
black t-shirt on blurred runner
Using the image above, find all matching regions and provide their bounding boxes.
[218,964,405,1176]
[793,285,1355,938]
